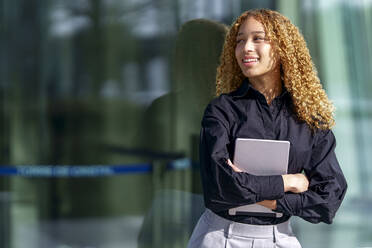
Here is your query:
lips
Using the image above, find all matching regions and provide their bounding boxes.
[242,56,259,66]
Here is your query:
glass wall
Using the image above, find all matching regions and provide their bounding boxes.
[0,0,371,247]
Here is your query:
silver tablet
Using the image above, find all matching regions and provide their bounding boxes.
[229,138,290,217]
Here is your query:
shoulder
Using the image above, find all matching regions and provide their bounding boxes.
[204,93,234,115]
[202,82,247,123]
[201,93,236,128]
[312,128,336,147]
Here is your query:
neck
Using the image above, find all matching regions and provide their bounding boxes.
[248,70,282,105]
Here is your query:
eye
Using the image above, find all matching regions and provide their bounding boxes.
[254,36,265,41]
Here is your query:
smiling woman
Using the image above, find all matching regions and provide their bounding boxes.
[187,8,348,248]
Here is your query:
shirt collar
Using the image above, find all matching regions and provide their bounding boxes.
[230,78,289,100]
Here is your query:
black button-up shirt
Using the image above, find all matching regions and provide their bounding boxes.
[199,78,347,225]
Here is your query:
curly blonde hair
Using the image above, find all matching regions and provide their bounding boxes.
[216,9,335,130]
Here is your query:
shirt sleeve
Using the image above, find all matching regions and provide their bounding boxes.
[200,102,285,212]
[275,130,348,224]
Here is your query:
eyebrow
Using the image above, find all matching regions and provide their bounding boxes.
[236,31,265,37]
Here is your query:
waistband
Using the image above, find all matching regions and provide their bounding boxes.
[203,208,293,239]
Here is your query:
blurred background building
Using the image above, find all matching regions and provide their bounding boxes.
[0,0,371,247]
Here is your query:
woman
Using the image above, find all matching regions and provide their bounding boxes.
[187,9,347,248]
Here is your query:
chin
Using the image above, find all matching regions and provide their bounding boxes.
[239,68,258,78]
[242,71,259,78]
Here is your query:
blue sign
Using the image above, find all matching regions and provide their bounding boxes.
[0,164,152,177]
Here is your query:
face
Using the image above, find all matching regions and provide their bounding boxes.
[235,17,280,79]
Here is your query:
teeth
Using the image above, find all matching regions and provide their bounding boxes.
[243,58,258,62]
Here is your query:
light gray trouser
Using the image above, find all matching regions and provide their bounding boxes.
[187,208,302,248]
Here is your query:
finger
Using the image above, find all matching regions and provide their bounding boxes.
[231,164,242,172]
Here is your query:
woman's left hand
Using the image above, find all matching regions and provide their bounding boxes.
[227,159,243,172]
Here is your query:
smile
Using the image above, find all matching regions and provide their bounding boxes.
[242,57,259,66]
[243,58,259,62]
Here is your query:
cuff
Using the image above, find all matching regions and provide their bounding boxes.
[275,193,301,215]
[258,175,285,200]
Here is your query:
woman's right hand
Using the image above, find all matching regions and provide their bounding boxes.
[227,159,243,172]
[282,174,309,193]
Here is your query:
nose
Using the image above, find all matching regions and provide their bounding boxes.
[243,40,254,52]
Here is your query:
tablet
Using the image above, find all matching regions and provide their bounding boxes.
[229,138,290,217]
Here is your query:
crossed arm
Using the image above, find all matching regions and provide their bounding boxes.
[227,159,309,210]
